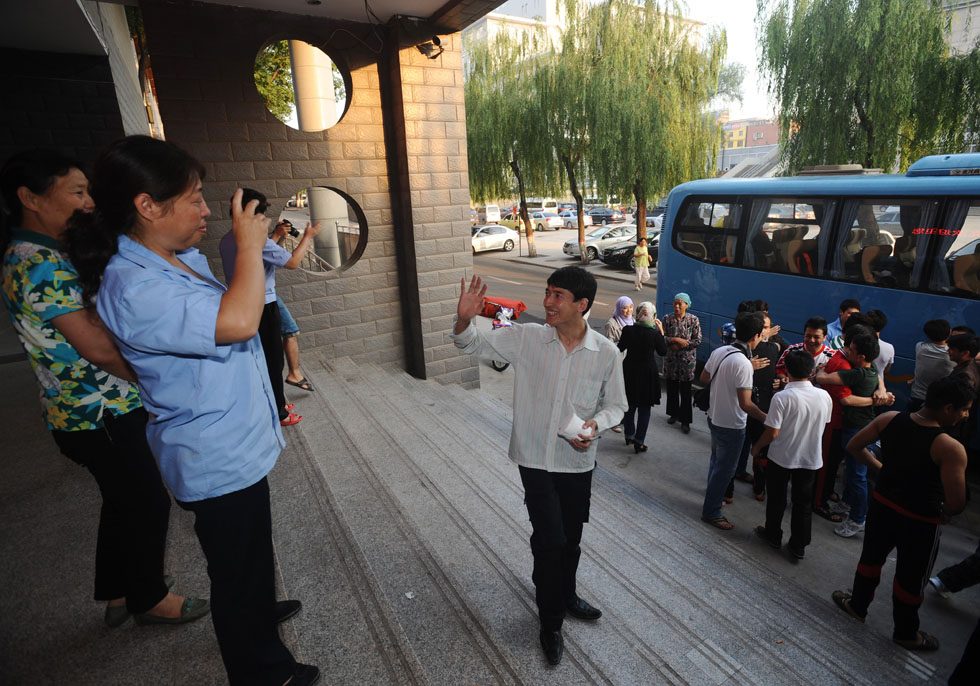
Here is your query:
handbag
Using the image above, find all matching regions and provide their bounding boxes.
[693,349,743,412]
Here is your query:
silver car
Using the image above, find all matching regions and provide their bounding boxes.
[562,223,636,261]
[471,224,519,253]
[531,211,563,231]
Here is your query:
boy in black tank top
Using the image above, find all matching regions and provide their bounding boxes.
[830,377,972,652]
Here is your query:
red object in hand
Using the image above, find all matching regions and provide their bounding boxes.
[481,296,527,320]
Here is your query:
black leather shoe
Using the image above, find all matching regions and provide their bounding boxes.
[566,596,602,621]
[275,599,302,624]
[290,663,321,686]
[539,630,563,666]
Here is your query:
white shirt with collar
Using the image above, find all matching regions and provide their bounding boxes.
[452,320,627,473]
[765,380,832,470]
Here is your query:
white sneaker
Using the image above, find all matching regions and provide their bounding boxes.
[929,576,952,599]
[834,519,865,538]
[828,500,851,516]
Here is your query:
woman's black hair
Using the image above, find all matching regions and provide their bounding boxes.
[0,149,83,252]
[63,135,205,304]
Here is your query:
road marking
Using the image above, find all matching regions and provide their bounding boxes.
[486,275,523,285]
[594,300,609,306]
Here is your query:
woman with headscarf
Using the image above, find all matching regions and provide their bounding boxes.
[662,292,701,434]
[604,296,634,344]
[618,301,667,453]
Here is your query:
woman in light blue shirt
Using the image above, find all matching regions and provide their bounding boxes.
[65,136,318,686]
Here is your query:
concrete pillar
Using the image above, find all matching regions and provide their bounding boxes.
[308,186,346,269]
[289,40,339,132]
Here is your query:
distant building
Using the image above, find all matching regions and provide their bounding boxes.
[944,0,980,54]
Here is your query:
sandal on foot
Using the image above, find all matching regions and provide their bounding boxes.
[280,412,303,427]
[813,506,844,523]
[285,377,314,391]
[831,590,865,623]
[754,492,766,502]
[723,495,734,505]
[894,631,939,651]
[701,515,735,530]
[134,597,210,625]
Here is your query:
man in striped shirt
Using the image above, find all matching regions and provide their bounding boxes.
[452,267,627,667]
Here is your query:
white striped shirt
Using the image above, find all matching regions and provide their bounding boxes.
[452,319,628,473]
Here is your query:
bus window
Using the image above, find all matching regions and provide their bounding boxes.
[930,199,980,297]
[743,199,828,275]
[828,199,936,288]
[675,200,742,263]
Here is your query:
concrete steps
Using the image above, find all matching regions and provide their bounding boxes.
[272,359,922,685]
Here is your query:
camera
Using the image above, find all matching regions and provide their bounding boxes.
[240,187,268,215]
[279,219,300,238]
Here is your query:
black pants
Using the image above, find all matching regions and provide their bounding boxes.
[814,428,844,508]
[763,462,816,550]
[519,466,593,632]
[665,379,692,425]
[52,407,171,614]
[258,301,287,420]
[178,478,295,685]
[937,539,980,593]
[848,497,940,641]
[728,418,766,498]
[949,617,980,685]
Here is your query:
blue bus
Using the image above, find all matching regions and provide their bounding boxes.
[656,153,980,406]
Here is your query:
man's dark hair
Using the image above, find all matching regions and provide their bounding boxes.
[866,309,887,333]
[839,298,861,313]
[843,324,875,348]
[924,375,976,411]
[948,333,980,358]
[734,311,765,342]
[842,312,872,333]
[737,300,758,313]
[951,325,976,336]
[784,349,815,379]
[850,332,880,362]
[804,316,828,335]
[547,266,597,313]
[923,319,950,343]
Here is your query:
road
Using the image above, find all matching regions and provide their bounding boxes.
[470,228,657,327]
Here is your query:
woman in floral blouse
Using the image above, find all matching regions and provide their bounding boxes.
[1,150,206,628]
[662,292,701,434]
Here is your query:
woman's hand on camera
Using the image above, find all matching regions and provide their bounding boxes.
[230,188,269,251]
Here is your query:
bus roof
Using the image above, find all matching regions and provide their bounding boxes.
[668,172,980,199]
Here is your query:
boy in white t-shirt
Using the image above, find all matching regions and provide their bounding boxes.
[752,350,832,559]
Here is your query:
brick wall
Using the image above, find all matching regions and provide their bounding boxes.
[139,1,477,384]
[0,49,125,165]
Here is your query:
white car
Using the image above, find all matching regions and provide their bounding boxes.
[558,209,593,228]
[562,223,637,261]
[471,224,519,253]
[531,211,563,231]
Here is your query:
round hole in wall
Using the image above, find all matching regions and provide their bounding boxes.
[253,39,349,131]
[276,186,367,274]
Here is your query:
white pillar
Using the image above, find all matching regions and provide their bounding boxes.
[308,187,346,269]
[289,40,339,132]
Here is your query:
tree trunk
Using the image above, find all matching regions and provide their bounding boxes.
[633,180,646,245]
[510,157,536,257]
[562,155,587,264]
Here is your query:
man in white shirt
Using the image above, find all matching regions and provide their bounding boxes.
[751,350,832,560]
[867,309,894,379]
[698,312,768,530]
[452,267,627,667]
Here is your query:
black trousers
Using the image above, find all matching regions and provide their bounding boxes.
[258,301,287,420]
[519,466,593,632]
[51,407,171,614]
[763,462,816,550]
[665,379,692,425]
[178,478,295,686]
[814,428,844,508]
[937,538,980,593]
[949,617,980,685]
[849,497,940,641]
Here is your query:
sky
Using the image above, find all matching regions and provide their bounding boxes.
[682,0,776,120]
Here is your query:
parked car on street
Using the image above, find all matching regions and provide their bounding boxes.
[531,211,563,231]
[471,224,518,253]
[562,223,635,261]
[558,209,592,228]
[587,206,624,225]
[600,229,660,270]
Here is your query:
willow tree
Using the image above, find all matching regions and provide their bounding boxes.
[464,31,551,257]
[588,0,728,239]
[758,0,980,173]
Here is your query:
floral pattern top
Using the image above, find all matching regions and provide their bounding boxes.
[661,312,702,381]
[1,229,140,431]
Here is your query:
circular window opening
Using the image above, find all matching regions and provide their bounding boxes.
[277,186,366,274]
[254,39,349,131]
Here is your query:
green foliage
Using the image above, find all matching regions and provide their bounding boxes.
[758,0,980,172]
[254,40,296,122]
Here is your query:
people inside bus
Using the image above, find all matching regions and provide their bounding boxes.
[826,299,861,349]
[786,234,817,275]
[663,292,701,435]
[952,242,980,296]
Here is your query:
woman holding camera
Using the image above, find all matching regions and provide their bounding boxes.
[66,136,317,686]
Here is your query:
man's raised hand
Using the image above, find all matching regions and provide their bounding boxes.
[456,275,488,324]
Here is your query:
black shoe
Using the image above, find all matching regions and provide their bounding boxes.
[275,599,302,624]
[625,435,633,445]
[681,423,690,434]
[290,663,321,686]
[667,416,677,425]
[539,630,563,666]
[634,443,647,454]
[566,596,602,621]
[787,543,805,560]
[754,525,780,549]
